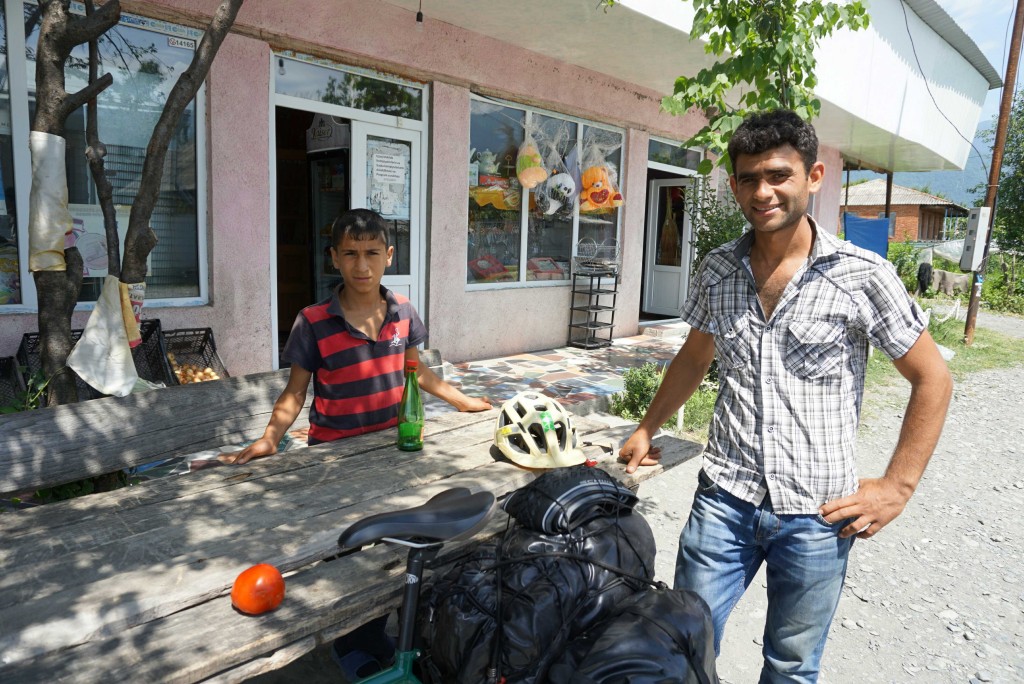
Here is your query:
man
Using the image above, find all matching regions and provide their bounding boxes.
[619,110,952,683]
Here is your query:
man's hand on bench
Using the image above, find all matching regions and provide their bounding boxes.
[220,437,277,465]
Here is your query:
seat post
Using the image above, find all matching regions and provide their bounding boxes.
[396,543,442,652]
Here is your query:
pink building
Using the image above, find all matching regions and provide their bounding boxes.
[0,0,998,374]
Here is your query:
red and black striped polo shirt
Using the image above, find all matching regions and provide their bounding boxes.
[282,285,427,445]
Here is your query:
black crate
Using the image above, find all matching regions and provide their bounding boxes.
[16,319,175,401]
[0,356,27,409]
[162,328,229,385]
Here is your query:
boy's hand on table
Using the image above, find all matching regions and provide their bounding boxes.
[220,438,277,465]
[459,396,493,412]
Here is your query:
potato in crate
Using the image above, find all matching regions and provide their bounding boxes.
[163,328,229,385]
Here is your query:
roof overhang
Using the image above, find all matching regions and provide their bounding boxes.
[382,0,998,173]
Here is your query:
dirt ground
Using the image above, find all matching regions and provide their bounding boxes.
[257,310,1024,683]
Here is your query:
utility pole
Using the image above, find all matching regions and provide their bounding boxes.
[965,0,1024,345]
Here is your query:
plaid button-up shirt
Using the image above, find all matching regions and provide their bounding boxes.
[681,219,927,514]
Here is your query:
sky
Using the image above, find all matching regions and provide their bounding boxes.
[937,0,1019,124]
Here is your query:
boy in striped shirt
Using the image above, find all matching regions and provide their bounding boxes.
[228,208,491,463]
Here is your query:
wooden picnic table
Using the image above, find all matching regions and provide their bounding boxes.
[0,407,702,683]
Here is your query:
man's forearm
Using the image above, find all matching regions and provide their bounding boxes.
[884,371,953,498]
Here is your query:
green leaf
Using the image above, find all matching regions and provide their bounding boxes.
[697,159,714,175]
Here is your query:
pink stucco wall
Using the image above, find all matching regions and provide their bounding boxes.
[814,144,844,235]
[4,0,712,369]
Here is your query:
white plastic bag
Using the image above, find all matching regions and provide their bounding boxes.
[67,275,138,397]
[28,131,74,271]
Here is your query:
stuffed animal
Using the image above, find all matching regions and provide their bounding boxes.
[578,165,624,212]
[535,172,576,215]
[516,143,548,189]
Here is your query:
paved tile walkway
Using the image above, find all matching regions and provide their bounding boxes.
[427,323,689,415]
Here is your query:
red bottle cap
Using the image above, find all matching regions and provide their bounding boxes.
[405,360,418,370]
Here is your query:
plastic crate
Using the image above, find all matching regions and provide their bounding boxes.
[15,319,175,401]
[162,328,229,385]
[0,356,27,409]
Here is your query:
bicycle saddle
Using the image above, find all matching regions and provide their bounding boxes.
[337,487,495,551]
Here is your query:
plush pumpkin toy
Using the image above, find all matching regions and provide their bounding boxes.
[578,165,624,211]
[516,143,548,189]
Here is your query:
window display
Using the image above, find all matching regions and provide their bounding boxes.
[467,97,624,287]
[467,100,523,284]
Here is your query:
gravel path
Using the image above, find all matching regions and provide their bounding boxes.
[636,311,1024,684]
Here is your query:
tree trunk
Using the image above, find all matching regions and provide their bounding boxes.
[31,0,119,406]
[121,0,244,284]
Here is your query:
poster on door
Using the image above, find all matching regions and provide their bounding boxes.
[366,137,411,221]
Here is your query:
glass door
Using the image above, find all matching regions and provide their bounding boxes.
[643,179,694,316]
[349,122,422,314]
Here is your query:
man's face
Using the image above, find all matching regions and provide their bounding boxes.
[729,144,824,235]
[331,233,394,295]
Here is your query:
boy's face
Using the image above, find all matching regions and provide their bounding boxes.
[331,233,394,296]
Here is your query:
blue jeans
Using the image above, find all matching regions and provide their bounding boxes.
[674,471,854,684]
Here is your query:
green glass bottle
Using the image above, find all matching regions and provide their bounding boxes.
[397,359,424,451]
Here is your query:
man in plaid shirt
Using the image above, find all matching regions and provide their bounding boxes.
[620,110,952,683]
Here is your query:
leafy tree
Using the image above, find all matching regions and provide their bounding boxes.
[685,177,747,277]
[30,0,243,405]
[983,92,1024,294]
[658,0,869,173]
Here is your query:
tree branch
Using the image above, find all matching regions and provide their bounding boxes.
[122,0,244,282]
[84,0,120,279]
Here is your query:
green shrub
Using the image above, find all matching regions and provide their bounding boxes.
[886,240,920,293]
[611,362,676,429]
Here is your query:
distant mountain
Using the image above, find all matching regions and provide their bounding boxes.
[845,121,993,208]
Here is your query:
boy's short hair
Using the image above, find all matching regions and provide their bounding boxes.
[331,208,390,249]
[727,109,818,176]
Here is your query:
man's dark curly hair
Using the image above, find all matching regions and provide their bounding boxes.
[727,109,818,176]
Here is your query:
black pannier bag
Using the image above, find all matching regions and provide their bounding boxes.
[419,466,655,683]
[546,587,719,684]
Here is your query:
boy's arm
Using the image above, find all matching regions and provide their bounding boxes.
[620,328,716,473]
[222,365,313,464]
[405,348,492,412]
[820,329,952,538]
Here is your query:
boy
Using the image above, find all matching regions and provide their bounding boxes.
[225,208,491,678]
[227,207,490,464]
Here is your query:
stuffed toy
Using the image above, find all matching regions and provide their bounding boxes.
[516,142,548,189]
[578,165,623,211]
[535,172,576,215]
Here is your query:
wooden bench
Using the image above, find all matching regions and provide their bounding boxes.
[0,368,309,497]
[0,373,704,682]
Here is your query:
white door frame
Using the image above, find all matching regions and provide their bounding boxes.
[643,178,696,316]
[268,56,429,369]
[349,121,424,316]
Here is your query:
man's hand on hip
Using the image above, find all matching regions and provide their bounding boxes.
[819,477,912,539]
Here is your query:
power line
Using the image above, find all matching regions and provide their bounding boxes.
[898,0,991,180]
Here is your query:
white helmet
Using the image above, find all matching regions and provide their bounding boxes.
[494,391,585,469]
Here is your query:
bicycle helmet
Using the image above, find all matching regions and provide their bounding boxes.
[494,391,585,468]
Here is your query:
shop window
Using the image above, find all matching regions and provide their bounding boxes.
[525,114,576,282]
[578,125,624,248]
[648,139,701,171]
[467,97,624,287]
[7,4,205,306]
[275,54,423,121]
[0,6,19,304]
[467,100,524,285]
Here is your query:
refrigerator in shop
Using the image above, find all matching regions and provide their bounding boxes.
[306,114,350,300]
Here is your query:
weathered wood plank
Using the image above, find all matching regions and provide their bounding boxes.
[0,369,311,494]
[0,428,698,672]
[0,417,617,660]
[0,407,503,539]
[0,432,702,683]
